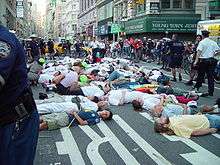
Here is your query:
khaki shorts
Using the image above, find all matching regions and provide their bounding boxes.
[42,112,69,130]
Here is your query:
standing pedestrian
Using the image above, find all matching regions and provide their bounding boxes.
[0,24,39,165]
[47,38,54,59]
[27,34,40,62]
[185,35,202,86]
[193,30,220,96]
[168,34,185,81]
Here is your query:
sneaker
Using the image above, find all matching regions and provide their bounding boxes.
[185,81,193,86]
[200,93,209,97]
[171,77,177,82]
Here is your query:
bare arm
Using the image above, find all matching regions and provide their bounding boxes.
[194,50,202,65]
[72,112,88,126]
[191,128,217,136]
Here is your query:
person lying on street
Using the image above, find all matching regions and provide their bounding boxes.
[154,114,220,138]
[36,95,109,114]
[39,109,113,131]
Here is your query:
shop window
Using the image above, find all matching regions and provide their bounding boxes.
[161,0,170,9]
[173,0,182,8]
[185,0,194,9]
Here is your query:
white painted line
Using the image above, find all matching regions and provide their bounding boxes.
[79,126,108,165]
[56,128,85,165]
[114,115,172,165]
[140,113,220,165]
[80,121,139,165]
[213,133,220,139]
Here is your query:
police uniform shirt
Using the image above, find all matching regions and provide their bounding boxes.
[197,38,220,59]
[0,25,28,106]
[168,40,185,55]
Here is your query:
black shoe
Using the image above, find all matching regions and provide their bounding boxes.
[209,93,213,96]
[171,78,177,82]
[201,93,209,97]
[179,74,182,81]
[185,81,193,86]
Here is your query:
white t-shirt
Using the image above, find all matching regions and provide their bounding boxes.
[90,41,99,49]
[60,71,78,88]
[108,90,145,105]
[81,85,104,97]
[37,102,79,114]
[142,95,161,110]
[197,38,220,59]
[37,95,98,114]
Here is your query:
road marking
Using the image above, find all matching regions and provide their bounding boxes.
[114,115,172,165]
[142,64,220,90]
[56,128,85,165]
[140,113,220,165]
[80,121,140,165]
[213,133,220,139]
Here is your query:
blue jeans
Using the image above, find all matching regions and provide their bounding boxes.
[0,110,39,165]
[205,114,220,129]
[108,71,123,81]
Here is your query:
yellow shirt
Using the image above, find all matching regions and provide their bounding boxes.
[168,115,210,138]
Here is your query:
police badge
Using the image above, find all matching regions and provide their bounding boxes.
[0,41,11,58]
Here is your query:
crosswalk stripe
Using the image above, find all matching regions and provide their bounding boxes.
[80,121,140,165]
[56,128,85,165]
[140,113,220,165]
[114,115,172,165]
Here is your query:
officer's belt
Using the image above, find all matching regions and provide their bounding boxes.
[0,88,36,126]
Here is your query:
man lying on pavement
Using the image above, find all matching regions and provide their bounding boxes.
[39,109,113,131]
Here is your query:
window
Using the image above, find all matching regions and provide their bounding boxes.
[185,0,194,9]
[173,0,182,8]
[161,0,170,9]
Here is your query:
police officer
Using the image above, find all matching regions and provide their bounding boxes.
[168,34,185,81]
[193,30,220,96]
[0,24,39,164]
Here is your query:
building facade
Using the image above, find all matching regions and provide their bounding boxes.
[96,0,114,39]
[114,0,203,40]
[0,0,17,30]
[78,0,97,39]
[61,0,79,40]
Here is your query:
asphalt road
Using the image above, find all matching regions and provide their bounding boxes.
[34,62,220,165]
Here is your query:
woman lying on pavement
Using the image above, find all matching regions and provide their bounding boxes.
[151,96,220,118]
[39,109,113,131]
[154,114,219,138]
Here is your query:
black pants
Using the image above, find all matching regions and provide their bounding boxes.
[68,88,85,96]
[194,58,217,94]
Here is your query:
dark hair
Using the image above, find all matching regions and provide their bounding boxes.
[73,62,83,67]
[196,35,202,40]
[92,96,99,103]
[91,69,99,76]
[132,100,143,112]
[154,122,174,135]
[104,111,113,121]
[216,98,220,108]
[201,30,210,38]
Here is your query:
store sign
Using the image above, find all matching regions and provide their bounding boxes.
[125,18,146,34]
[111,24,121,34]
[16,0,24,18]
[150,20,198,32]
[146,2,160,14]
[125,16,199,34]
